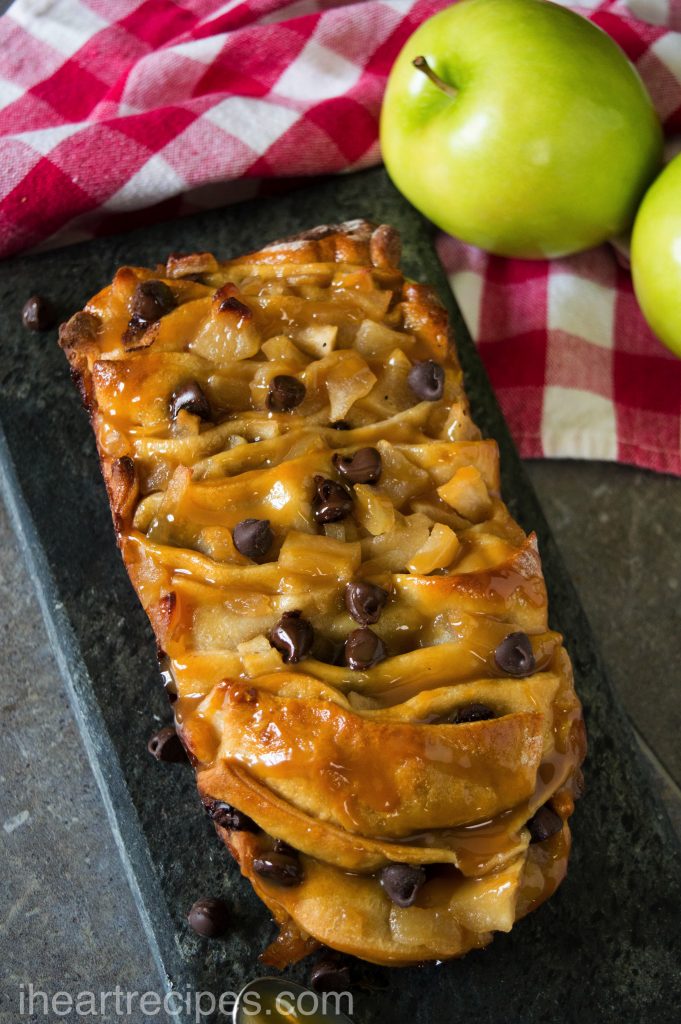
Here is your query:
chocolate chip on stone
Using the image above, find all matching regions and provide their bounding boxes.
[253,850,303,887]
[333,447,382,485]
[22,294,56,331]
[147,725,188,763]
[344,581,388,626]
[379,863,426,908]
[267,374,306,412]
[310,954,352,993]
[344,627,386,670]
[527,805,563,844]
[169,380,211,421]
[451,703,495,724]
[204,800,258,833]
[270,610,313,664]
[494,631,536,677]
[233,518,273,562]
[407,359,445,402]
[187,897,230,938]
[312,475,353,524]
[130,279,176,327]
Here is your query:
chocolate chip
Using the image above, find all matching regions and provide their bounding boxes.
[408,359,445,402]
[169,380,210,421]
[527,805,563,844]
[333,447,382,485]
[494,632,536,677]
[267,374,306,412]
[310,954,352,993]
[187,897,230,938]
[233,518,273,562]
[130,279,176,327]
[204,800,258,833]
[22,295,56,331]
[312,475,353,524]
[379,863,426,907]
[253,850,303,887]
[330,420,351,430]
[345,581,388,626]
[147,725,188,763]
[344,627,386,670]
[270,610,313,663]
[450,703,495,724]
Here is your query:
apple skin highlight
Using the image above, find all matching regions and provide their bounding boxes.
[631,152,681,359]
[380,0,663,259]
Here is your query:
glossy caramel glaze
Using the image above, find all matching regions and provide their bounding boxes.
[59,220,586,967]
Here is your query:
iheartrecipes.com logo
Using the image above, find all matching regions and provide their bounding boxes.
[17,982,354,1022]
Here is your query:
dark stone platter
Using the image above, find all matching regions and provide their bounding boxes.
[1,167,679,1024]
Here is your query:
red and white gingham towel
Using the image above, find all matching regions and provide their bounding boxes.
[1,0,680,474]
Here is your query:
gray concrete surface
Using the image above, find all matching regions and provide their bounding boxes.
[0,496,170,1024]
[1,458,680,1022]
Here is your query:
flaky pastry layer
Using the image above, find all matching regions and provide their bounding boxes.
[60,220,585,968]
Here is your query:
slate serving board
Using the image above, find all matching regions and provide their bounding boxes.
[1,167,680,1024]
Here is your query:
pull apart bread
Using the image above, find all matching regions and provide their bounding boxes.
[59,220,586,968]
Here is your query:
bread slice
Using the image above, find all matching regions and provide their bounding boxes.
[59,220,586,968]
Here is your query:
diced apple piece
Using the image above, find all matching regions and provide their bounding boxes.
[353,484,396,536]
[278,530,361,580]
[190,293,261,363]
[323,520,360,543]
[237,634,283,676]
[450,532,517,574]
[407,523,460,574]
[411,499,468,532]
[376,441,431,507]
[166,252,219,279]
[318,351,376,420]
[203,363,260,412]
[437,465,492,522]
[296,324,338,359]
[397,439,500,491]
[344,288,393,319]
[354,319,415,357]
[197,526,241,562]
[262,335,308,367]
[360,512,431,572]
[367,348,414,415]
[440,400,481,442]
[193,606,277,650]
[323,521,347,542]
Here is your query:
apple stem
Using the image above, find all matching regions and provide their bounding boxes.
[412,56,458,99]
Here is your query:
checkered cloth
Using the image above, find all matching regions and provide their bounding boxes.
[1,0,680,475]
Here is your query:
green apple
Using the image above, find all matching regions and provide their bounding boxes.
[631,153,681,357]
[380,0,662,258]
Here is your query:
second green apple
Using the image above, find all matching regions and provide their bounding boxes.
[380,0,662,258]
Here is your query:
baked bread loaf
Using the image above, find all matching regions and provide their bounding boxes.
[59,220,586,968]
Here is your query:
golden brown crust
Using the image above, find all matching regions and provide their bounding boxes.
[59,221,585,969]
[102,456,139,533]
